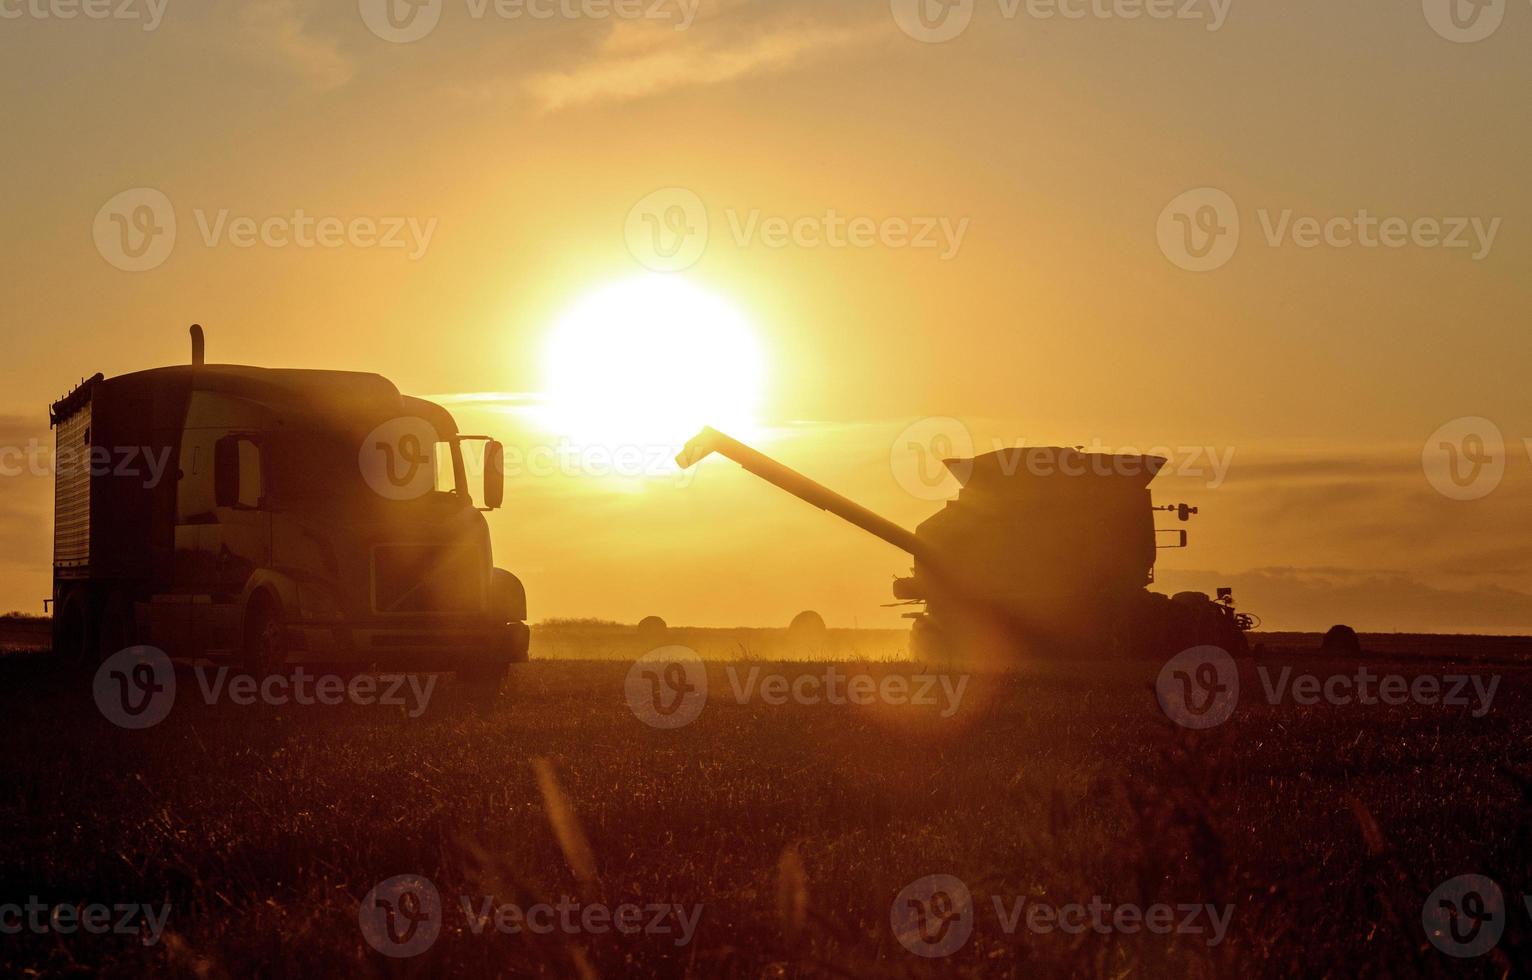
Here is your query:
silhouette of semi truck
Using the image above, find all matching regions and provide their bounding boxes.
[48,326,528,693]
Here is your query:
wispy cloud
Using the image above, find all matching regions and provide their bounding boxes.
[237,0,354,91]
[523,17,887,112]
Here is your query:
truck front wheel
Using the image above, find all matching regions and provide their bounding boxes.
[54,588,96,671]
[456,659,507,711]
[243,594,287,678]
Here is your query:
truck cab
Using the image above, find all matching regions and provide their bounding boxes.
[50,328,529,694]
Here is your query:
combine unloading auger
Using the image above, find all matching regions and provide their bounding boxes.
[678,427,1251,663]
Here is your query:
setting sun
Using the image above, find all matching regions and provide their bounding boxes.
[541,275,766,448]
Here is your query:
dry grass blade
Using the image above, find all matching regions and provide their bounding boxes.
[776,843,809,945]
[1347,795,1388,856]
[531,757,600,892]
[568,945,601,980]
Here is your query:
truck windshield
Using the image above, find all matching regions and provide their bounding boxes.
[264,429,465,507]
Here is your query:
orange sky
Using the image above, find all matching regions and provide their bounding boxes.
[2,0,1530,631]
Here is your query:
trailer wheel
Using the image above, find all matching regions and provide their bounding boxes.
[54,589,97,671]
[243,594,287,678]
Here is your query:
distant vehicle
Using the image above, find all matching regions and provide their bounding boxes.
[678,427,1252,663]
[49,326,528,695]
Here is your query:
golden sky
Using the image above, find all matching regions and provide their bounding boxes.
[2,0,1529,631]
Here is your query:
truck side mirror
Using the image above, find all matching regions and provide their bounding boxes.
[482,440,505,511]
[215,436,263,509]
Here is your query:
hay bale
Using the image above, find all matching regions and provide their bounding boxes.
[636,616,668,641]
[1321,624,1361,656]
[787,611,828,649]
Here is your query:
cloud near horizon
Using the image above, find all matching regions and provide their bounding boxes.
[521,15,890,112]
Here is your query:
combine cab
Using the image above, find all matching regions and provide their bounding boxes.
[677,428,1250,664]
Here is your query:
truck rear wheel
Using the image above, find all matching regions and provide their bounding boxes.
[97,591,136,663]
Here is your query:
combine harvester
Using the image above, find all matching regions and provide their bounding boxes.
[677,427,1252,664]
